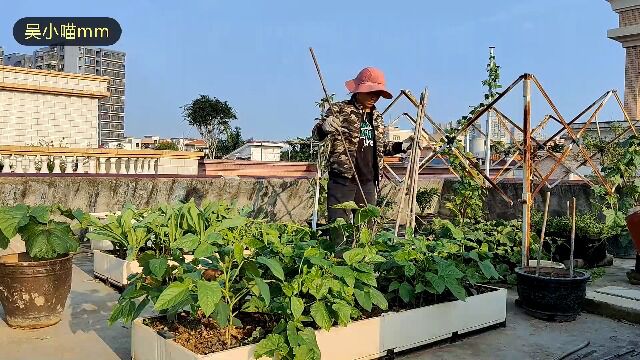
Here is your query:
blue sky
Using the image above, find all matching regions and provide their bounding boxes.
[0,1,624,141]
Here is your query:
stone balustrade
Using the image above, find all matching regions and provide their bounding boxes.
[0,145,203,175]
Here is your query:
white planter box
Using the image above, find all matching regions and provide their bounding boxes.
[94,251,195,287]
[131,286,506,360]
[91,238,115,251]
[93,250,142,287]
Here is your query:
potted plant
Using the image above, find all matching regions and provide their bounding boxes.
[0,204,86,328]
[516,198,590,322]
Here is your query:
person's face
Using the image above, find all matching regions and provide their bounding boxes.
[356,91,382,110]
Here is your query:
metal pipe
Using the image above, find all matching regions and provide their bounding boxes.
[484,47,495,177]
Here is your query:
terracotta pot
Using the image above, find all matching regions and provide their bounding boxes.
[0,254,73,329]
[626,209,640,252]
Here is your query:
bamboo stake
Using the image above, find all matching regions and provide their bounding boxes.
[311,149,321,230]
[569,197,576,278]
[309,48,367,205]
[408,91,427,229]
[394,89,427,234]
[536,192,551,276]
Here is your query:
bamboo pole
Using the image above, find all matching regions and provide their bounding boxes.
[570,197,577,278]
[394,89,427,234]
[536,192,551,276]
[309,48,367,205]
[521,74,532,267]
[408,91,427,229]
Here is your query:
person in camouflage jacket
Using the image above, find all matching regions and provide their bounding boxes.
[312,67,418,242]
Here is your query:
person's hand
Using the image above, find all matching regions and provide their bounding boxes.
[402,135,429,151]
[322,115,342,133]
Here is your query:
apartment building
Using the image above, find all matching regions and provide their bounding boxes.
[30,45,126,146]
[3,53,34,68]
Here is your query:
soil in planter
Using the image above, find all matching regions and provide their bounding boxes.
[145,312,278,355]
[520,268,575,278]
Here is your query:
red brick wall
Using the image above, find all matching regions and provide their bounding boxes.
[620,8,640,27]
[625,46,640,120]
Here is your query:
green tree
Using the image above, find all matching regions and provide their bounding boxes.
[155,141,179,151]
[284,137,318,162]
[217,126,245,158]
[182,95,237,159]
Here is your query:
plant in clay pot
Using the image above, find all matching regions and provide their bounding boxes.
[0,204,87,328]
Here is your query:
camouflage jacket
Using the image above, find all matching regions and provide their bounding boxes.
[312,97,403,182]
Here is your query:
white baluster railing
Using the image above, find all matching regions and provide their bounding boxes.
[14,155,24,173]
[0,146,202,175]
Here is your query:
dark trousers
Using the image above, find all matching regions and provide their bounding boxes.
[327,174,377,246]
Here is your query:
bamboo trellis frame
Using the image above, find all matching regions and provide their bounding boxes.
[382,73,636,267]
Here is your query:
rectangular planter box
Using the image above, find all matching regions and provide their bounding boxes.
[93,250,142,287]
[131,286,506,360]
[91,238,114,251]
[94,250,195,287]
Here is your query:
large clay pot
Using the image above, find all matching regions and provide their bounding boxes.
[626,209,640,252]
[0,254,73,329]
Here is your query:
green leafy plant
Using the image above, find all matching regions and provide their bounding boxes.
[154,141,179,151]
[442,149,487,225]
[0,204,87,260]
[532,211,612,265]
[85,206,158,261]
[587,134,640,253]
[416,187,439,214]
[374,219,501,308]
[107,202,507,360]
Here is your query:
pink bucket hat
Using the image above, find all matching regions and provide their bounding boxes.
[345,67,393,99]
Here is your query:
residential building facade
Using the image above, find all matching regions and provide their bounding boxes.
[0,65,108,147]
[3,53,34,68]
[608,0,640,120]
[386,125,413,142]
[7,45,125,146]
[33,46,126,145]
[224,141,286,161]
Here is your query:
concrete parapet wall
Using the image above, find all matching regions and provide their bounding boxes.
[0,175,596,223]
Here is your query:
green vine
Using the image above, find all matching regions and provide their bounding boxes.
[441,49,501,225]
